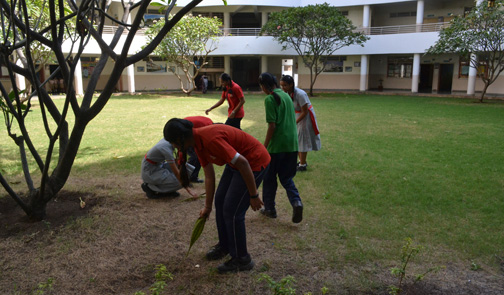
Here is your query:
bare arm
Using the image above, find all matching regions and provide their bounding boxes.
[296,104,309,124]
[199,164,216,219]
[169,162,197,198]
[233,155,264,211]
[229,96,245,119]
[264,122,276,149]
[205,97,226,115]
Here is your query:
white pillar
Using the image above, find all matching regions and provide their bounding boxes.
[261,12,268,26]
[15,59,26,92]
[224,12,231,35]
[359,55,368,92]
[224,56,231,75]
[127,63,135,94]
[261,56,268,74]
[363,5,370,34]
[416,0,424,32]
[412,53,421,93]
[74,58,84,96]
[467,53,478,95]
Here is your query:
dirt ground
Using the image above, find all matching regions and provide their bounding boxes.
[1,176,503,295]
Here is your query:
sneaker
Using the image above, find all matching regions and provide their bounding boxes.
[296,164,307,172]
[190,178,204,183]
[206,244,229,261]
[259,208,277,219]
[292,200,303,223]
[217,254,255,274]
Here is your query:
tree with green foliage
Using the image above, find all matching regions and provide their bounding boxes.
[0,0,75,99]
[145,14,222,95]
[427,0,504,102]
[0,0,226,221]
[261,3,368,96]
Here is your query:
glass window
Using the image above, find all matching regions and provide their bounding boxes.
[459,59,487,78]
[324,56,346,72]
[387,56,413,78]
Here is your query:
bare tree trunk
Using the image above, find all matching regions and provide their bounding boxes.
[479,82,490,103]
[309,67,314,96]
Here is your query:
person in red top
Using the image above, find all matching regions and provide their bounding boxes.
[205,73,245,129]
[164,118,270,274]
[183,116,213,183]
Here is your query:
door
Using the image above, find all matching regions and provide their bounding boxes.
[438,64,454,94]
[231,57,260,91]
[419,64,433,93]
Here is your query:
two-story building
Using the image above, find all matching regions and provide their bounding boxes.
[5,0,503,96]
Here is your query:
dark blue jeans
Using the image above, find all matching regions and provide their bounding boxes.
[262,152,301,211]
[225,117,242,130]
[214,164,267,258]
[187,147,201,181]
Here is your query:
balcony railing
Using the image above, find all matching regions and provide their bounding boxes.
[357,22,451,35]
[100,22,450,37]
[101,26,146,35]
[218,28,263,36]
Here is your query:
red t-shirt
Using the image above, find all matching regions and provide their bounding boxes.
[222,81,245,118]
[184,116,213,128]
[193,124,270,171]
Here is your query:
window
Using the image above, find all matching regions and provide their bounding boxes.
[207,57,224,69]
[387,56,413,78]
[323,56,347,72]
[81,57,99,78]
[340,11,349,16]
[459,59,488,78]
[0,66,8,78]
[390,11,416,18]
[144,10,164,27]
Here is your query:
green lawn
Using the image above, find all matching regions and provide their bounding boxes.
[2,92,504,268]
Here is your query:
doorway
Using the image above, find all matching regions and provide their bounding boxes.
[231,57,260,91]
[438,64,454,94]
[419,64,433,93]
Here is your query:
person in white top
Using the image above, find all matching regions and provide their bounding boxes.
[279,75,321,171]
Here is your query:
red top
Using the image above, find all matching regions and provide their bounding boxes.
[222,81,245,118]
[193,124,270,171]
[184,116,213,128]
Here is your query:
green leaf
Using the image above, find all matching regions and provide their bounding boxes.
[186,217,206,256]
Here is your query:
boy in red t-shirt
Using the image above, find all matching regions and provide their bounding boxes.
[164,119,270,274]
[204,73,245,129]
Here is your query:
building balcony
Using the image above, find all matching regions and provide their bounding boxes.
[99,21,449,38]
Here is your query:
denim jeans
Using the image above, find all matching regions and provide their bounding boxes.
[262,152,300,211]
[214,164,267,258]
[225,117,242,130]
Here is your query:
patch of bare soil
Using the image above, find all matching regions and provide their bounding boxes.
[1,176,503,295]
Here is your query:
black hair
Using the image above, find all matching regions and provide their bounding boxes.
[163,118,194,187]
[220,73,231,82]
[280,75,295,88]
[258,72,281,106]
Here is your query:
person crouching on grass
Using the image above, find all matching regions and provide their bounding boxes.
[163,118,270,273]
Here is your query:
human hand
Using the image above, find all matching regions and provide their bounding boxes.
[229,111,236,118]
[250,197,263,211]
[186,187,198,199]
[205,108,211,115]
[200,206,212,219]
